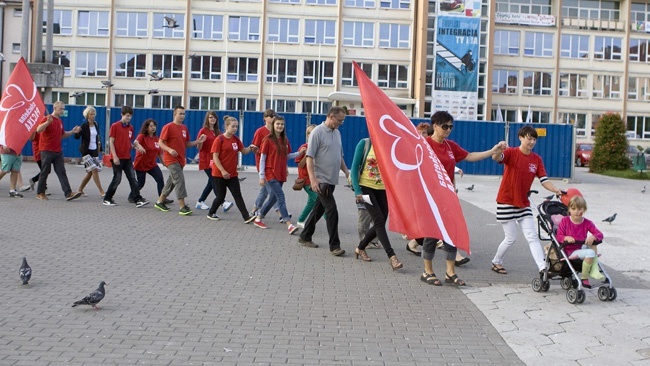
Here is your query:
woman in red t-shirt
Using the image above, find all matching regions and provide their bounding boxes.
[206,116,256,223]
[196,111,233,212]
[295,124,318,228]
[132,119,167,202]
[254,115,305,235]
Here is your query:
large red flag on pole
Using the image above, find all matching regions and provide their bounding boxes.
[0,57,46,153]
[354,62,470,253]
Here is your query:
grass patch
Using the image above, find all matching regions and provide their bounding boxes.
[597,169,650,180]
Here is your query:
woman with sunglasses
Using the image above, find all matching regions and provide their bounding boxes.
[417,111,506,287]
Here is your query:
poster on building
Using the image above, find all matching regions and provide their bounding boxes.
[433,16,480,120]
[439,0,481,17]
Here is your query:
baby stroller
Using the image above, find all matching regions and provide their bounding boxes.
[528,191,616,304]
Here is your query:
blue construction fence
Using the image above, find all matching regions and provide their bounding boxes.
[21,106,573,178]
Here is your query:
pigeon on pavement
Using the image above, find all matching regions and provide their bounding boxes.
[465,184,474,191]
[19,257,31,285]
[602,213,617,224]
[72,281,107,310]
[642,185,646,194]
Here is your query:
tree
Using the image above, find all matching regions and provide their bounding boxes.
[589,113,630,173]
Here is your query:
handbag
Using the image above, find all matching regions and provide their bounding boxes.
[292,177,306,191]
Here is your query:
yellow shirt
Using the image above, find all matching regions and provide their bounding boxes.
[358,146,385,190]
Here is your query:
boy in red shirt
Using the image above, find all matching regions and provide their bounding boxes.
[154,106,206,216]
[102,106,148,207]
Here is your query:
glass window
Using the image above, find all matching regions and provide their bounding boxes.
[522,71,552,95]
[495,0,552,15]
[629,38,650,63]
[77,11,109,36]
[592,74,621,99]
[631,2,650,23]
[226,97,257,111]
[594,36,622,60]
[626,115,650,139]
[560,34,589,59]
[302,100,332,114]
[492,69,518,94]
[380,0,410,9]
[266,99,297,113]
[53,50,71,76]
[562,0,619,20]
[43,10,73,35]
[267,59,298,83]
[304,20,336,45]
[76,51,108,77]
[190,56,222,80]
[341,62,372,87]
[270,0,302,3]
[377,64,408,89]
[190,96,221,110]
[192,14,223,40]
[524,32,553,57]
[345,0,376,7]
[558,112,587,136]
[116,12,148,37]
[379,23,410,48]
[115,94,145,108]
[558,73,588,97]
[151,95,183,109]
[227,57,259,82]
[627,76,650,101]
[152,54,184,79]
[153,13,185,39]
[268,18,300,43]
[306,0,336,4]
[303,60,334,85]
[229,16,260,41]
[115,53,147,78]
[494,30,520,55]
[343,21,374,47]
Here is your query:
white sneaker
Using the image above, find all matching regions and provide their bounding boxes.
[297,221,305,228]
[222,201,234,212]
[196,201,210,210]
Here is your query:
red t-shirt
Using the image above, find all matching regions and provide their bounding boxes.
[198,127,217,171]
[109,122,134,160]
[210,134,244,178]
[133,134,160,171]
[38,116,64,153]
[160,122,190,167]
[426,137,468,185]
[32,132,41,161]
[496,147,547,208]
[261,137,292,183]
[295,142,310,185]
[252,125,270,171]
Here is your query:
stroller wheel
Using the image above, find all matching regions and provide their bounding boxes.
[577,290,586,304]
[531,278,543,292]
[560,277,572,290]
[598,286,610,301]
[541,281,550,292]
[608,287,617,301]
[567,288,583,304]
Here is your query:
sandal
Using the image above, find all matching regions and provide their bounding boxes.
[455,257,470,266]
[445,273,466,286]
[406,241,421,256]
[420,272,442,286]
[491,263,507,275]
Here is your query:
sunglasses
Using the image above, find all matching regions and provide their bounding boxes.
[266,114,275,118]
[441,124,454,131]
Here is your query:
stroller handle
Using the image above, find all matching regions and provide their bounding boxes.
[562,239,603,246]
[527,190,539,197]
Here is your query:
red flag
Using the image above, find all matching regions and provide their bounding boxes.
[0,58,46,153]
[354,62,470,253]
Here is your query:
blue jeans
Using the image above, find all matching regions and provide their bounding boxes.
[198,168,216,202]
[253,182,277,214]
[260,179,290,221]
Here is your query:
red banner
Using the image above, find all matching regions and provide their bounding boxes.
[354,62,470,253]
[0,58,45,153]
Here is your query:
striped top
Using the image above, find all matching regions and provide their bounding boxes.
[496,204,533,222]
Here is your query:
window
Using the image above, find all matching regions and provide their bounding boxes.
[190,56,222,80]
[227,57,258,82]
[12,43,20,54]
[76,52,108,77]
[494,30,520,55]
[380,0,410,9]
[115,53,147,78]
[561,0,620,20]
[43,10,73,35]
[341,62,372,87]
[306,0,336,4]
[302,100,332,114]
[229,16,260,41]
[495,0,552,15]
[558,112,587,136]
[592,74,621,99]
[152,54,184,79]
[270,0,301,3]
[267,59,298,83]
[343,21,374,47]
[52,91,70,103]
[629,38,650,63]
[153,13,185,39]
[627,115,650,139]
[524,110,550,124]
[492,69,518,94]
[631,2,650,23]
[628,76,650,101]
[53,50,71,76]
[14,8,22,17]
[76,92,106,106]
[190,96,221,110]
[226,97,257,111]
[77,11,109,36]
[522,71,552,95]
[594,36,622,60]
[151,95,183,109]
[191,14,223,40]
[524,32,553,57]
[558,73,588,97]
[304,20,336,45]
[379,23,409,48]
[345,0,376,7]
[303,60,334,85]
[377,64,408,88]
[266,99,297,113]
[116,12,148,37]
[115,94,145,108]
[268,18,300,43]
[560,34,589,59]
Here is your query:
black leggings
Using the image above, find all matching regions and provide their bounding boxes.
[357,187,395,258]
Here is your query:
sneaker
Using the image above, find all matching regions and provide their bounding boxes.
[45,190,51,196]
[298,238,319,248]
[244,216,256,224]
[9,191,23,198]
[128,197,136,204]
[163,198,174,205]
[18,186,30,192]
[135,199,150,208]
[179,205,193,216]
[29,180,35,191]
[103,199,117,206]
[196,201,210,210]
[278,212,293,223]
[155,202,170,212]
[296,221,305,229]
[207,212,221,221]
[288,224,299,235]
[66,192,82,201]
[36,193,48,201]
[581,279,592,289]
[331,248,346,256]
[249,209,258,217]
[223,201,234,212]
[254,219,268,229]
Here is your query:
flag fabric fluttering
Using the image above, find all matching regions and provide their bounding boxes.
[525,105,532,124]
[0,57,45,153]
[495,104,504,122]
[353,62,470,253]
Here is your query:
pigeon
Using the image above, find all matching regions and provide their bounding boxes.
[71,91,84,98]
[72,281,107,310]
[238,177,246,182]
[544,194,555,201]
[163,16,179,28]
[19,257,31,285]
[465,184,474,191]
[188,53,199,60]
[101,80,114,88]
[602,213,617,224]
[642,185,646,194]
[148,89,159,95]
[149,71,164,81]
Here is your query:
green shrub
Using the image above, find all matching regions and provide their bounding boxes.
[589,113,630,173]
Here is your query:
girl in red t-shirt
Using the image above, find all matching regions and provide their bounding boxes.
[255,116,305,235]
[206,116,256,223]
[132,119,167,202]
[196,111,233,212]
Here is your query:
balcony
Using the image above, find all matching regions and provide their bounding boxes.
[562,17,625,32]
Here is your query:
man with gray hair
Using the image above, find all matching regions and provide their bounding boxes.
[298,106,350,256]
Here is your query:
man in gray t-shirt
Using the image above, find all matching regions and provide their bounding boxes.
[298,106,350,256]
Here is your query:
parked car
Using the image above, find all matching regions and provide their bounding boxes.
[575,143,594,167]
